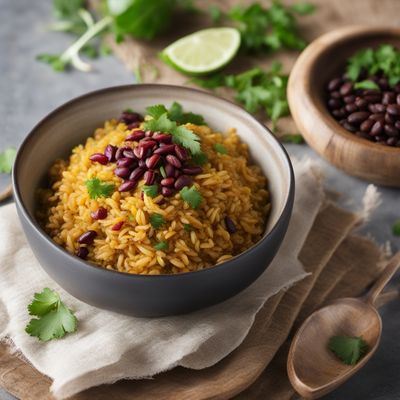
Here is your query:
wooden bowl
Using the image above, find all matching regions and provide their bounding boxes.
[288,26,400,187]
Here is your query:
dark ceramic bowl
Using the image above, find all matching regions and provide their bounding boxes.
[13,84,294,317]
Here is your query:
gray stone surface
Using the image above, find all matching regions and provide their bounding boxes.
[0,0,399,399]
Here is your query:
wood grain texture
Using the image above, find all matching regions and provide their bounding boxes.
[288,26,400,187]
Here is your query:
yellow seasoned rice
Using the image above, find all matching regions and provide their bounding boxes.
[38,120,271,274]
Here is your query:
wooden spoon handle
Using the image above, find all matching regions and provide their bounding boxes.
[0,183,12,202]
[364,252,400,305]
[375,289,399,308]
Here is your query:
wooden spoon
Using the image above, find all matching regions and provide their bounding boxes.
[0,183,12,202]
[287,252,400,399]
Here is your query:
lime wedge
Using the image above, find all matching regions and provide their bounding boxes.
[161,27,241,75]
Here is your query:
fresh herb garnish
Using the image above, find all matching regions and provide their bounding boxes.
[193,62,289,129]
[209,5,223,24]
[353,80,380,90]
[150,213,166,229]
[0,147,17,173]
[180,186,203,209]
[85,178,115,199]
[142,184,159,198]
[184,223,193,232]
[154,240,168,251]
[290,2,316,15]
[328,335,368,365]
[146,102,205,125]
[25,288,78,342]
[392,220,400,236]
[214,143,228,154]
[159,165,167,178]
[281,134,305,144]
[346,45,400,86]
[191,151,208,166]
[144,113,201,155]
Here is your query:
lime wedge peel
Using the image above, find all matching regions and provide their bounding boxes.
[161,27,241,75]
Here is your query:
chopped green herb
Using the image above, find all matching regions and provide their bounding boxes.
[154,240,168,251]
[159,165,167,178]
[146,104,168,119]
[180,186,203,209]
[99,43,112,56]
[85,177,115,199]
[392,220,400,236]
[328,335,368,365]
[184,223,193,232]
[214,143,228,154]
[281,134,304,144]
[346,44,400,86]
[142,184,159,198]
[0,147,17,173]
[209,5,223,24]
[290,2,316,15]
[25,288,78,342]
[81,43,98,59]
[150,213,165,229]
[144,113,201,155]
[191,151,208,166]
[354,80,380,90]
[167,102,205,125]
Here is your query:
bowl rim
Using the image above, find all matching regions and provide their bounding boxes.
[289,25,400,154]
[12,83,294,280]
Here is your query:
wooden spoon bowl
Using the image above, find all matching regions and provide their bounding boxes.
[288,26,400,187]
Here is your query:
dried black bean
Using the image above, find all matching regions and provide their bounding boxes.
[347,111,370,125]
[384,124,399,137]
[343,95,355,104]
[382,92,396,105]
[340,82,353,96]
[386,104,400,116]
[328,99,342,110]
[360,119,375,133]
[370,120,383,136]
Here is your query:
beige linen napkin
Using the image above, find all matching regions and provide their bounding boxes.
[0,159,323,399]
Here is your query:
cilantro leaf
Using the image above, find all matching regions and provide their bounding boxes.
[154,240,168,251]
[214,143,228,154]
[392,220,400,236]
[180,186,203,209]
[159,165,167,178]
[281,134,305,144]
[143,184,159,198]
[290,2,316,15]
[0,147,17,173]
[146,104,168,119]
[209,5,223,24]
[168,102,205,125]
[85,178,115,199]
[25,288,78,342]
[191,151,208,166]
[184,223,193,232]
[354,80,380,90]
[150,213,165,229]
[36,53,67,72]
[328,336,368,365]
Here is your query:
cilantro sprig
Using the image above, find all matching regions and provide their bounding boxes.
[214,143,228,154]
[180,186,203,209]
[150,213,166,229]
[346,44,400,86]
[143,184,159,198]
[25,288,78,342]
[0,147,17,173]
[146,102,205,125]
[85,177,115,199]
[193,62,289,129]
[154,240,168,251]
[328,335,369,365]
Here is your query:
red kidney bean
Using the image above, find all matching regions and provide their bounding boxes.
[89,153,108,165]
[161,187,174,197]
[345,104,357,114]
[76,247,89,259]
[224,216,237,234]
[360,119,375,133]
[342,122,357,132]
[327,77,342,91]
[127,122,141,129]
[174,169,181,178]
[386,104,400,116]
[347,111,370,125]
[91,207,108,220]
[144,170,156,185]
[125,130,145,141]
[115,146,130,160]
[355,98,368,110]
[129,167,145,181]
[154,144,176,155]
[343,95,355,104]
[182,166,203,175]
[139,140,157,151]
[174,145,188,161]
[370,120,383,136]
[120,111,143,124]
[340,82,353,96]
[174,175,192,190]
[104,145,117,162]
[397,94,400,105]
[382,92,396,105]
[133,146,144,159]
[114,166,131,178]
[328,99,341,110]
[112,221,124,231]
[384,124,399,136]
[117,157,135,168]
[138,159,146,168]
[145,130,153,137]
[153,133,172,143]
[166,154,182,168]
[165,163,175,177]
[118,180,137,192]
[123,149,135,159]
[145,154,161,169]
[78,230,97,245]
[161,177,175,186]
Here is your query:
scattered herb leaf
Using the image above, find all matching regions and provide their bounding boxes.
[290,2,316,15]
[328,335,368,365]
[281,134,304,144]
[159,165,167,178]
[146,104,168,119]
[154,240,168,251]
[0,147,17,173]
[85,177,115,199]
[150,213,166,229]
[392,220,400,236]
[191,151,208,166]
[25,288,78,342]
[184,223,193,232]
[167,102,205,125]
[142,184,159,198]
[209,5,224,24]
[214,143,228,154]
[354,80,380,90]
[180,186,203,209]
